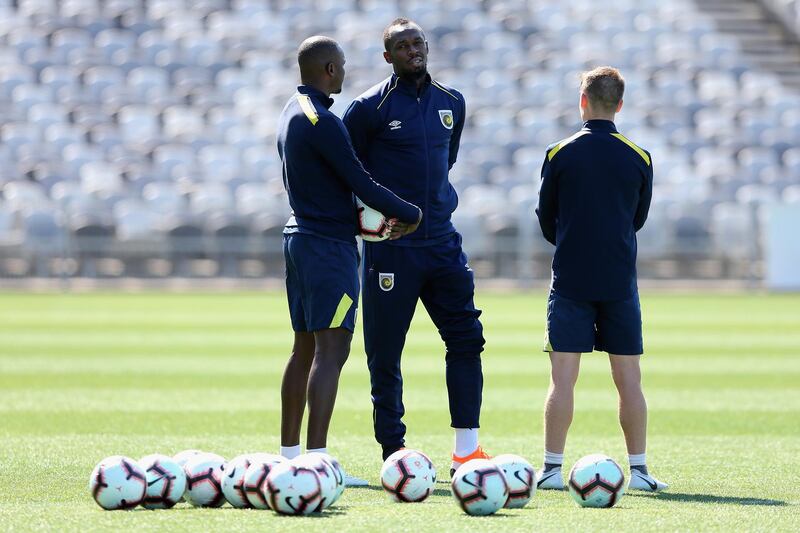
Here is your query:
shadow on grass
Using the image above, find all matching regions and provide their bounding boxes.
[627,491,787,507]
[352,484,452,498]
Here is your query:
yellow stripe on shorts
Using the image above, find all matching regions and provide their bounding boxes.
[329,293,353,329]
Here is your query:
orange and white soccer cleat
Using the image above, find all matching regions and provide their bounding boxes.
[450,446,492,477]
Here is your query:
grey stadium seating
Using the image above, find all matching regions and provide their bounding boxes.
[0,0,796,278]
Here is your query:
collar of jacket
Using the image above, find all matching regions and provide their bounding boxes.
[296,85,334,109]
[582,119,618,132]
[393,72,432,97]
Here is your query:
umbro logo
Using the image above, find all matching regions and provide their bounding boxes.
[389,120,402,130]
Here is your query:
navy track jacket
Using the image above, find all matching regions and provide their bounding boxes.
[343,73,465,246]
[536,119,653,301]
[277,85,421,244]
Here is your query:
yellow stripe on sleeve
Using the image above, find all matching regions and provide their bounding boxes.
[547,131,588,161]
[431,80,459,101]
[611,133,651,166]
[547,143,565,161]
[296,94,319,125]
[329,293,354,329]
[376,78,399,110]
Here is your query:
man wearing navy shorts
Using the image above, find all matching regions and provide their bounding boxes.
[535,67,667,492]
[343,19,488,475]
[276,36,421,480]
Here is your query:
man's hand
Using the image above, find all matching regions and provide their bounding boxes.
[387,209,422,240]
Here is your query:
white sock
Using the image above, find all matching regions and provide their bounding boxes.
[628,453,646,467]
[454,428,479,457]
[280,445,301,459]
[307,447,328,455]
[544,450,564,468]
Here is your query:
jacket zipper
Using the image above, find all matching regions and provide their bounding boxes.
[418,96,429,239]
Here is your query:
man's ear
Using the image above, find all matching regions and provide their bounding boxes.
[616,99,624,113]
[383,50,392,64]
[579,92,588,109]
[326,62,335,77]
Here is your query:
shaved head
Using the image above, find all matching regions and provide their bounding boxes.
[298,36,342,79]
[297,35,346,94]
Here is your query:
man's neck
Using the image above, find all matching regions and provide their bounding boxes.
[301,80,330,98]
[583,114,615,122]
[397,70,428,92]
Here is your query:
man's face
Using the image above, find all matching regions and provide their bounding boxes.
[383,26,428,78]
[330,47,346,94]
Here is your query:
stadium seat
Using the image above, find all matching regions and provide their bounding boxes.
[21,209,65,276]
[0,0,790,279]
[206,213,252,276]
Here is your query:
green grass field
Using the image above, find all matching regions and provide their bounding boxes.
[1,291,798,532]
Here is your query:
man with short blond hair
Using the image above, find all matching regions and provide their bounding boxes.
[534,66,667,492]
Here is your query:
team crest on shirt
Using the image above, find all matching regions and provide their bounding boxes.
[379,273,394,291]
[438,110,454,129]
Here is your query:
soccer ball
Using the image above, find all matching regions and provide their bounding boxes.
[356,197,390,241]
[221,454,254,508]
[380,449,436,503]
[138,454,186,509]
[568,454,625,508]
[89,455,147,510]
[183,453,226,507]
[293,454,338,511]
[451,459,509,516]
[242,453,285,509]
[173,449,204,468]
[173,450,203,502]
[265,462,322,515]
[307,452,345,505]
[492,454,535,509]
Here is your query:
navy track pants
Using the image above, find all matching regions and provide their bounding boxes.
[362,232,485,449]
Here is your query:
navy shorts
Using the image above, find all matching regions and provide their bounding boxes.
[544,290,643,355]
[283,233,359,333]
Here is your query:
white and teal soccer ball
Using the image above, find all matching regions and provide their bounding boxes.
[568,454,625,508]
[242,453,285,509]
[293,454,338,511]
[380,449,436,503]
[492,454,536,508]
[172,450,203,502]
[221,454,254,508]
[183,453,226,507]
[356,197,390,241]
[307,452,345,505]
[89,455,147,510]
[173,449,205,469]
[264,461,322,515]
[451,458,509,516]
[138,454,186,509]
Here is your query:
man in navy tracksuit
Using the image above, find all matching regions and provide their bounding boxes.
[534,66,667,492]
[276,36,421,475]
[343,18,488,473]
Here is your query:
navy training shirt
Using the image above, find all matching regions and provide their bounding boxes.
[342,73,465,246]
[536,120,654,301]
[277,85,421,245]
